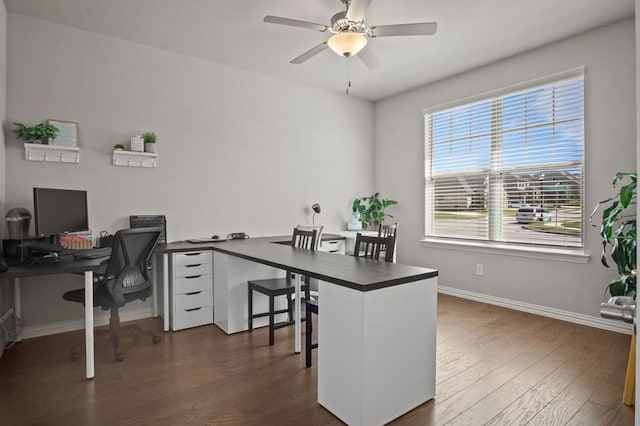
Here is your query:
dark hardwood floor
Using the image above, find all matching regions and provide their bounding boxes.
[0,294,634,425]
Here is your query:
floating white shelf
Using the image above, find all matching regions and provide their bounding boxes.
[113,149,157,168]
[24,143,80,163]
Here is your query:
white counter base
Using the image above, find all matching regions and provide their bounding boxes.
[213,252,288,334]
[318,277,437,426]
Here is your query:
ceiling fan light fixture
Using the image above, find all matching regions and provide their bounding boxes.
[327,32,367,57]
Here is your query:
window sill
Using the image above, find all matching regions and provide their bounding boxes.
[421,238,589,263]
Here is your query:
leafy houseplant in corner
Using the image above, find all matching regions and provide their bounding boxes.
[591,172,637,297]
[352,193,398,230]
[143,132,156,153]
[13,122,59,144]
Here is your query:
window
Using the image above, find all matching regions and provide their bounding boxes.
[424,71,584,248]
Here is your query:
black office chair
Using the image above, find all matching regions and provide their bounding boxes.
[305,232,396,367]
[63,227,162,362]
[248,228,317,346]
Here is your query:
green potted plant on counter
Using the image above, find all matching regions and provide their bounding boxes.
[114,143,125,151]
[590,172,637,297]
[13,122,59,144]
[352,193,398,230]
[143,132,156,153]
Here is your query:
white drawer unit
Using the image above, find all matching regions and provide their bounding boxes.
[170,250,214,331]
[320,238,346,255]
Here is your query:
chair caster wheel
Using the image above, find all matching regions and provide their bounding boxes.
[70,352,80,361]
[152,336,161,344]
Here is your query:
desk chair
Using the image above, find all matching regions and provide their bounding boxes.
[63,227,162,362]
[248,228,317,346]
[305,232,395,367]
[378,222,399,262]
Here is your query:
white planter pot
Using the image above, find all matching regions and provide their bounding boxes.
[145,143,156,153]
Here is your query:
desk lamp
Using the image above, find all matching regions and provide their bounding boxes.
[312,203,321,224]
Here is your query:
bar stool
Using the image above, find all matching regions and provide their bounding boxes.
[248,228,317,346]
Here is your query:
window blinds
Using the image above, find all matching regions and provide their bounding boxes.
[424,73,584,248]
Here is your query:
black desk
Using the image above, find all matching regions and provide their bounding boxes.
[5,256,107,379]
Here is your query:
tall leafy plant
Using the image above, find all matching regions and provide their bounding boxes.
[352,193,398,229]
[590,172,637,297]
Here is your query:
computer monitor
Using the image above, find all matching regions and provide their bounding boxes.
[33,188,89,237]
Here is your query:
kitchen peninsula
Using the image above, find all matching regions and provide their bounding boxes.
[157,236,438,425]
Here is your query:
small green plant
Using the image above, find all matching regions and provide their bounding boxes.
[114,143,125,150]
[143,132,156,144]
[352,193,398,229]
[13,122,59,142]
[590,172,637,297]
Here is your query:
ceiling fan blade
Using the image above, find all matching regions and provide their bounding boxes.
[290,42,329,64]
[357,47,380,70]
[346,0,373,23]
[264,15,328,32]
[369,22,437,37]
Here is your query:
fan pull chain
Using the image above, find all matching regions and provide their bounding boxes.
[346,57,352,95]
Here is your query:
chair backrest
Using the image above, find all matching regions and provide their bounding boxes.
[291,228,318,251]
[378,222,399,239]
[104,227,162,307]
[378,222,399,262]
[353,233,395,262]
[296,224,324,250]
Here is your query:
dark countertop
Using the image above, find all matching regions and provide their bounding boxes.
[1,256,107,279]
[157,236,437,292]
[156,234,346,254]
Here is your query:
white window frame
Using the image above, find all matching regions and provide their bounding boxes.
[422,68,586,259]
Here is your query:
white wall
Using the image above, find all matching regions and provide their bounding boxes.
[374,19,636,320]
[6,14,374,329]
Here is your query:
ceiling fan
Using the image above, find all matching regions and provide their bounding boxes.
[263,0,437,70]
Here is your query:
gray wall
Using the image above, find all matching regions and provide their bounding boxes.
[374,19,636,319]
[0,2,7,316]
[6,14,374,329]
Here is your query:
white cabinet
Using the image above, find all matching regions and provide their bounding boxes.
[319,238,345,255]
[170,250,213,331]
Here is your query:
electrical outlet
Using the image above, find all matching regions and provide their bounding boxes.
[476,264,484,276]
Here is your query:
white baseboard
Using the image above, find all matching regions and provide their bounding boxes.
[20,308,155,340]
[438,285,632,335]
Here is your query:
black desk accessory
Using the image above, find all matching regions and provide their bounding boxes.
[187,236,227,244]
[73,247,112,260]
[19,240,65,253]
[130,215,167,243]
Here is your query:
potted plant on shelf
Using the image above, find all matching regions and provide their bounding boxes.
[143,132,156,153]
[352,193,398,230]
[590,172,637,297]
[13,122,59,144]
[114,144,125,151]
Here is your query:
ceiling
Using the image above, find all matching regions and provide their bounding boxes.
[4,0,635,101]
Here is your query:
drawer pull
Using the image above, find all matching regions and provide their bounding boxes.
[185,264,202,268]
[185,252,202,256]
[186,307,202,312]
[185,291,202,296]
[185,275,202,279]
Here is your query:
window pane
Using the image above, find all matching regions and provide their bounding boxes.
[431,173,489,240]
[425,73,584,249]
[502,168,582,247]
